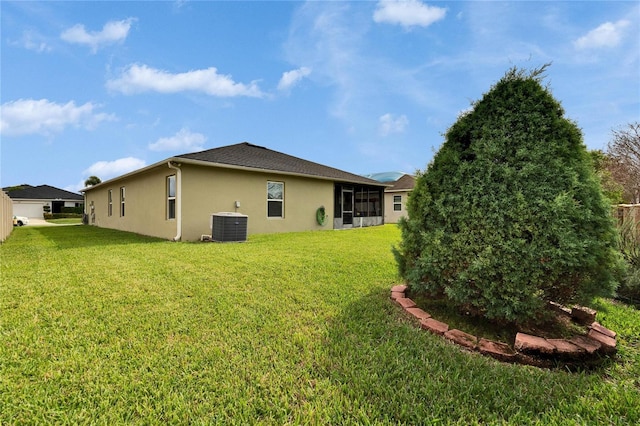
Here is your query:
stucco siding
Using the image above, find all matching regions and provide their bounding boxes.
[85,163,337,241]
[384,191,410,224]
[180,164,334,241]
[85,166,177,240]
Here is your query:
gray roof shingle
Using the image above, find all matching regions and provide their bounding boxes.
[387,174,416,192]
[176,142,384,186]
[5,185,83,200]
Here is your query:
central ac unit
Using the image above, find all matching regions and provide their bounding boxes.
[211,212,248,242]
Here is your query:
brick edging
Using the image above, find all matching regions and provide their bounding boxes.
[390,285,617,368]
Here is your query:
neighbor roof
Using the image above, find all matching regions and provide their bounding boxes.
[5,185,83,200]
[386,174,416,192]
[176,142,384,186]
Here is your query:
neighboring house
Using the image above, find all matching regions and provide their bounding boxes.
[365,172,416,224]
[3,184,84,218]
[82,142,389,241]
[384,174,416,223]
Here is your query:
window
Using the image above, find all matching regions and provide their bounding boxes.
[267,181,284,218]
[120,187,125,217]
[108,190,113,216]
[393,195,402,211]
[354,187,382,217]
[167,175,176,220]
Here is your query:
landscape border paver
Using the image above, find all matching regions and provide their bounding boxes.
[391,285,617,367]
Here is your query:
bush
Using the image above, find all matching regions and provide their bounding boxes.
[394,66,624,324]
[62,206,84,214]
[44,213,83,220]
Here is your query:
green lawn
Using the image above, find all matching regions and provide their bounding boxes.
[1,225,639,424]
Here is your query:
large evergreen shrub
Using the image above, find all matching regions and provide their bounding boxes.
[394,67,623,324]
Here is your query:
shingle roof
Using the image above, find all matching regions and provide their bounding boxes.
[386,174,416,192]
[176,142,384,186]
[5,185,83,200]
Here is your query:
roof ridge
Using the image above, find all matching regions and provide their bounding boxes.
[175,142,385,186]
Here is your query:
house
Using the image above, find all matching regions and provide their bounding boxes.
[3,184,84,218]
[82,142,389,241]
[365,172,416,223]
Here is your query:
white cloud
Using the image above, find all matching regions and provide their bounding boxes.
[106,64,264,97]
[10,30,52,53]
[173,0,188,10]
[0,98,115,136]
[61,18,136,53]
[148,128,207,152]
[65,182,87,193]
[574,19,630,50]
[278,67,312,91]
[379,113,408,136]
[83,157,146,181]
[373,0,446,28]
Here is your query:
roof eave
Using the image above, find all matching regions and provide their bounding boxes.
[82,156,390,191]
[81,158,177,192]
[166,157,390,187]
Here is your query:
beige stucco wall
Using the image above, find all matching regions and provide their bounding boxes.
[384,191,410,224]
[84,162,336,241]
[181,164,335,241]
[84,166,177,240]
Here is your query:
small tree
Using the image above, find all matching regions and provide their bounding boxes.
[84,176,102,187]
[607,122,640,204]
[394,66,623,324]
[589,150,624,204]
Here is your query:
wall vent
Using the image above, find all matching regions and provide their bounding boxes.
[211,212,248,242]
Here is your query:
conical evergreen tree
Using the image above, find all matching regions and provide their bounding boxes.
[394,66,623,323]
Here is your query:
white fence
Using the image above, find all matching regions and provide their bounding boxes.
[0,191,13,243]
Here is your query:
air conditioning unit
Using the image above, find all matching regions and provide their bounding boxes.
[211,212,248,242]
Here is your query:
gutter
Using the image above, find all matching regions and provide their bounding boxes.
[167,161,182,241]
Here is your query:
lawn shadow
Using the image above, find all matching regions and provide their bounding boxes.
[30,225,167,250]
[318,287,612,423]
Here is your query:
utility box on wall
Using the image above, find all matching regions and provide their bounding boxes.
[211,212,248,242]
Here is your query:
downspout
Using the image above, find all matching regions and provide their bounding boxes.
[168,161,182,241]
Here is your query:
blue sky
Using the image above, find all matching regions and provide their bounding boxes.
[1,1,638,193]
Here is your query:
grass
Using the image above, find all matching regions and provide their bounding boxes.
[1,224,639,424]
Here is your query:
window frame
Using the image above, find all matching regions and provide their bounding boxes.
[267,181,284,218]
[108,189,113,217]
[119,186,125,217]
[167,175,176,220]
[354,187,382,217]
[393,195,402,212]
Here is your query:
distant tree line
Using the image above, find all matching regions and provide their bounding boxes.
[84,176,102,187]
[592,122,640,204]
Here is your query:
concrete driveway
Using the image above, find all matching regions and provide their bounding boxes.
[24,218,80,226]
[25,218,56,226]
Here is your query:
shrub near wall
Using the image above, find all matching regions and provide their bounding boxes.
[394,67,624,324]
